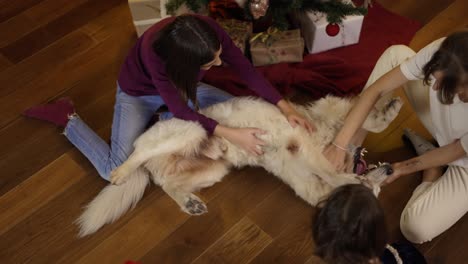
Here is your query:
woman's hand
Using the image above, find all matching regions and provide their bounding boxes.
[214,125,267,155]
[382,162,405,185]
[323,143,349,172]
[277,100,315,133]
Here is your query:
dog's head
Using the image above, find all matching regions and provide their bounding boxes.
[357,163,393,196]
[348,146,392,196]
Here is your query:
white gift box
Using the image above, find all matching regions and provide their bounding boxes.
[128,0,169,36]
[298,10,364,54]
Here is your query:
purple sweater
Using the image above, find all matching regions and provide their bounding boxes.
[117,15,282,134]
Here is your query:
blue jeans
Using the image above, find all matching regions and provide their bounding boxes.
[64,82,233,181]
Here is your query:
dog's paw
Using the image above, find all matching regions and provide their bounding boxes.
[110,168,127,185]
[182,195,208,216]
[383,97,403,119]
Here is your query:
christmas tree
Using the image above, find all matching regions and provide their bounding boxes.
[166,0,368,30]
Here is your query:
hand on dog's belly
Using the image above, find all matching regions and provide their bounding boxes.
[214,126,267,156]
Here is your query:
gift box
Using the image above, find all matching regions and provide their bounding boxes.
[250,28,304,66]
[296,8,364,54]
[217,19,253,54]
[128,0,169,36]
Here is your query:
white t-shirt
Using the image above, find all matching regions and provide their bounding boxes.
[400,38,468,168]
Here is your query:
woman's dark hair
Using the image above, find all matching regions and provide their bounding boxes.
[423,30,468,104]
[152,15,221,108]
[313,184,387,264]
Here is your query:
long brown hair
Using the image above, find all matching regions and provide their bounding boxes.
[423,30,468,104]
[313,184,387,264]
[152,15,221,108]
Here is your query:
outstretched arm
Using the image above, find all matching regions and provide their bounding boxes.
[324,66,409,171]
[384,139,467,185]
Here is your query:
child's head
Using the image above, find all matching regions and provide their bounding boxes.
[423,30,468,104]
[152,15,221,107]
[313,184,387,264]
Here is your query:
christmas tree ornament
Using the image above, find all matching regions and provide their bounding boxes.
[325,23,340,36]
[249,0,269,19]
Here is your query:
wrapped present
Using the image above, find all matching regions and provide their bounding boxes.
[250,28,304,66]
[296,8,364,54]
[217,18,253,54]
[128,0,169,37]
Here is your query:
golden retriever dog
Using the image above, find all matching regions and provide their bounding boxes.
[76,95,400,236]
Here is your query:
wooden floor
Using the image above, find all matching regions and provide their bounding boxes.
[0,0,467,263]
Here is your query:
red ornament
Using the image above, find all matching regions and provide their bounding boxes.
[325,23,340,37]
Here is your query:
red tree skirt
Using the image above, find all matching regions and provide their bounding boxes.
[203,2,421,100]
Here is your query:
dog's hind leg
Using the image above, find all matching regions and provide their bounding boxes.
[146,154,230,215]
[362,97,403,133]
[110,150,156,185]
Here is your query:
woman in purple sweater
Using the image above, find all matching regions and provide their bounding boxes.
[24,15,314,181]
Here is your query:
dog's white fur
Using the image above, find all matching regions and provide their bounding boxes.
[76,95,401,236]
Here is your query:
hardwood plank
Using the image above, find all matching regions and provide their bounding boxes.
[304,255,326,264]
[0,3,134,129]
[248,185,313,238]
[0,53,12,72]
[409,0,468,51]
[0,166,107,264]
[0,0,122,63]
[0,0,88,48]
[192,217,272,264]
[54,185,166,264]
[377,0,454,24]
[249,206,315,264]
[139,168,282,263]
[0,0,44,23]
[0,148,164,264]
[72,172,240,264]
[0,73,117,196]
[0,29,96,99]
[0,152,87,236]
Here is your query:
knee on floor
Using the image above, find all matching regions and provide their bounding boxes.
[400,209,436,244]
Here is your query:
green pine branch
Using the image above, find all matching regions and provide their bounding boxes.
[165,0,367,29]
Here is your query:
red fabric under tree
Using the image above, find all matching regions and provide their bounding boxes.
[203,2,420,100]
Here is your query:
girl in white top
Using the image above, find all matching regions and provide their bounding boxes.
[324,30,468,243]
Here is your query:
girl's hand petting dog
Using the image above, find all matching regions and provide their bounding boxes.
[277,99,315,133]
[323,144,350,172]
[285,111,315,133]
[214,125,267,156]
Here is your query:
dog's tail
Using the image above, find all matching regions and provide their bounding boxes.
[76,168,150,237]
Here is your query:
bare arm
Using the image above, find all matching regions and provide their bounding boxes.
[276,99,315,133]
[324,66,409,171]
[334,67,409,146]
[384,140,467,184]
